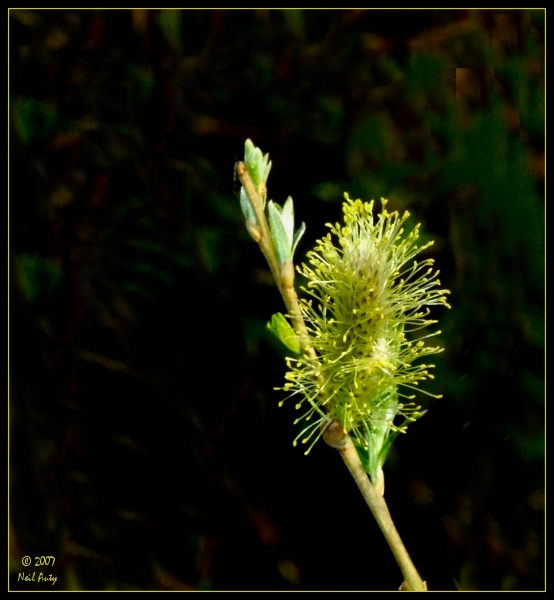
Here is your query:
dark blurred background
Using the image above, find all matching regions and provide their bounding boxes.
[9,9,544,591]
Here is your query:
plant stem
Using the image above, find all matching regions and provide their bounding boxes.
[237,160,427,591]
[279,274,318,363]
[324,422,427,591]
[235,161,317,363]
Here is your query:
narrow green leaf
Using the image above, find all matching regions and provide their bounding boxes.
[280,196,295,248]
[239,187,258,226]
[292,221,306,257]
[244,139,271,192]
[268,200,292,264]
[267,312,301,354]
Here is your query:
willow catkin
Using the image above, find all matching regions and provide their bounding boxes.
[278,194,451,458]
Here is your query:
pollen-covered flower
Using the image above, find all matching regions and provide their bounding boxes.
[279,193,450,486]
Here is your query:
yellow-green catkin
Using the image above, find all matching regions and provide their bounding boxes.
[279,194,451,459]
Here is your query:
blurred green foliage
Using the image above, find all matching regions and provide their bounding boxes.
[9,9,544,591]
